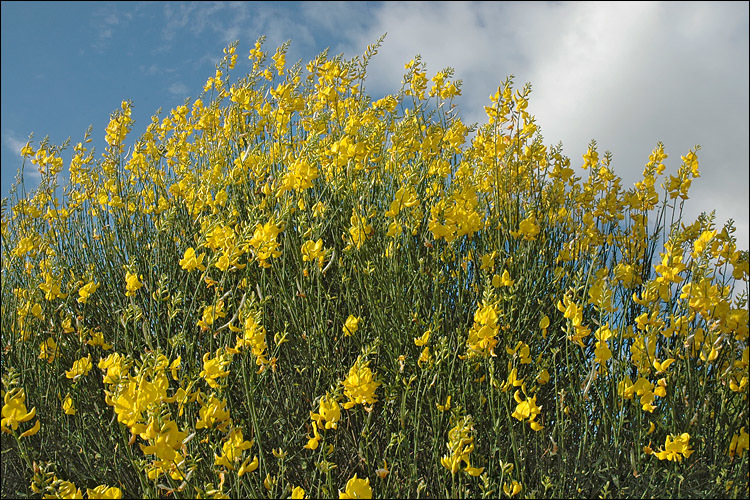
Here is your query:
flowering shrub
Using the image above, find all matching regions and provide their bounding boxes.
[1,36,748,498]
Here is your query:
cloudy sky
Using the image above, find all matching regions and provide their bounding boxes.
[2,1,748,247]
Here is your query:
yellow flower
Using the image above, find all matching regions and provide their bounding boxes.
[291,486,306,498]
[249,221,282,267]
[39,336,58,363]
[169,356,181,381]
[263,472,275,491]
[40,267,68,301]
[301,239,326,268]
[179,247,206,272]
[86,485,123,499]
[593,324,613,365]
[653,433,694,462]
[375,459,389,479]
[304,420,322,450]
[493,269,514,287]
[77,281,99,304]
[54,480,84,499]
[339,473,372,499]
[98,352,130,385]
[310,393,341,430]
[517,214,540,240]
[385,186,418,218]
[238,455,259,477]
[66,355,93,381]
[653,358,675,373]
[436,395,452,412]
[503,480,522,497]
[501,368,524,392]
[214,428,254,471]
[87,331,113,350]
[280,159,318,193]
[418,346,432,368]
[196,393,231,431]
[441,415,481,475]
[480,251,496,272]
[199,349,232,389]
[341,357,381,409]
[21,142,34,157]
[691,229,717,258]
[557,295,583,326]
[62,394,77,415]
[511,389,543,431]
[235,312,270,369]
[466,301,499,358]
[347,212,374,250]
[414,330,430,346]
[1,388,37,435]
[139,419,188,463]
[198,300,227,331]
[144,455,187,482]
[728,427,748,459]
[343,315,361,336]
[124,271,144,296]
[506,341,531,364]
[312,201,327,218]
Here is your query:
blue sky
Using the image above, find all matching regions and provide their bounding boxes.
[2,1,748,247]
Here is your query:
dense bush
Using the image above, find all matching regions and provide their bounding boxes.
[1,36,748,499]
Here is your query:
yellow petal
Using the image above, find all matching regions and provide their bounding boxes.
[22,406,37,423]
[20,419,40,438]
[529,421,544,431]
[539,315,550,329]
[465,464,484,476]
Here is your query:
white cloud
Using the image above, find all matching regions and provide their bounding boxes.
[140,63,161,76]
[168,82,190,98]
[162,2,234,47]
[3,133,26,158]
[2,131,39,183]
[90,6,122,52]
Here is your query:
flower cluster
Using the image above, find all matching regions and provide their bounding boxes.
[341,357,381,409]
[1,388,40,437]
[440,415,484,476]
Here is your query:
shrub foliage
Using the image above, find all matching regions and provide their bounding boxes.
[1,36,748,499]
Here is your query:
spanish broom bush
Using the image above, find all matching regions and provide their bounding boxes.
[1,36,748,499]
